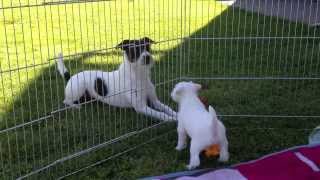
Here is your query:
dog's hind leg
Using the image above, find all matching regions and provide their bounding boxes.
[63,75,87,108]
[63,99,81,109]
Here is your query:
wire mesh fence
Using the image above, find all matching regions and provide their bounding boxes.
[1,0,320,179]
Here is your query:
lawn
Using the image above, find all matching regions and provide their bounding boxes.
[1,0,320,179]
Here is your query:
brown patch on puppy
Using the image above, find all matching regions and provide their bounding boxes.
[199,96,209,110]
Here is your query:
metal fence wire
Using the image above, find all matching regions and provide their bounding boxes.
[1,0,320,179]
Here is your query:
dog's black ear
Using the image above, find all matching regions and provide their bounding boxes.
[116,40,131,49]
[141,37,154,44]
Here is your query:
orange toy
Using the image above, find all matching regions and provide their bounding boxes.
[204,144,220,157]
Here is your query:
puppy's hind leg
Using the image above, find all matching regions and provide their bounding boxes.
[218,126,229,162]
[218,136,229,162]
[176,126,187,151]
[187,139,204,170]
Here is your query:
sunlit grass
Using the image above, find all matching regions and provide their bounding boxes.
[0,0,227,114]
[1,0,319,179]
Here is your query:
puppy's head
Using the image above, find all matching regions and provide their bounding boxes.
[117,37,155,67]
[171,81,202,103]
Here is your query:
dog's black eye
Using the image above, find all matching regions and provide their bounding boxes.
[125,47,140,62]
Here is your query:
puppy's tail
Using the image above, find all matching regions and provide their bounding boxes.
[209,105,220,137]
[56,53,71,81]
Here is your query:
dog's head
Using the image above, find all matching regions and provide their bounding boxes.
[117,37,155,67]
[171,81,202,103]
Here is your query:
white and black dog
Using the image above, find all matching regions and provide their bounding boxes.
[56,37,177,121]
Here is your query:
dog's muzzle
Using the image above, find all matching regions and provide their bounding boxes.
[143,55,152,65]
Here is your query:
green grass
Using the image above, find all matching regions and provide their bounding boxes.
[1,0,320,179]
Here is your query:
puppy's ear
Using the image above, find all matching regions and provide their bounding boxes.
[116,40,130,50]
[172,85,183,97]
[193,83,202,91]
[141,37,155,44]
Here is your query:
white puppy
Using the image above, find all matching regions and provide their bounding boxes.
[56,37,177,121]
[171,82,229,169]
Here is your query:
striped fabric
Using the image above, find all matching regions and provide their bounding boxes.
[142,144,320,180]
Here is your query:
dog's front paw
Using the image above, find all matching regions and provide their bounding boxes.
[175,144,187,151]
[170,111,178,118]
[218,152,229,162]
[164,115,177,121]
[170,115,178,121]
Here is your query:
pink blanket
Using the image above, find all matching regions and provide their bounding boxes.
[176,145,320,180]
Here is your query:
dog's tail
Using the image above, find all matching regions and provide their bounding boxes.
[56,53,71,81]
[208,105,217,119]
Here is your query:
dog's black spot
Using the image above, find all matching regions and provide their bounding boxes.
[64,72,71,81]
[94,78,108,96]
[116,37,154,63]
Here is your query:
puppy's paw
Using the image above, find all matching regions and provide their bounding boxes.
[186,163,198,170]
[218,152,229,162]
[175,144,187,151]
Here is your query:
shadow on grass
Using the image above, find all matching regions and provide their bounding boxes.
[1,6,320,179]
[0,35,179,178]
